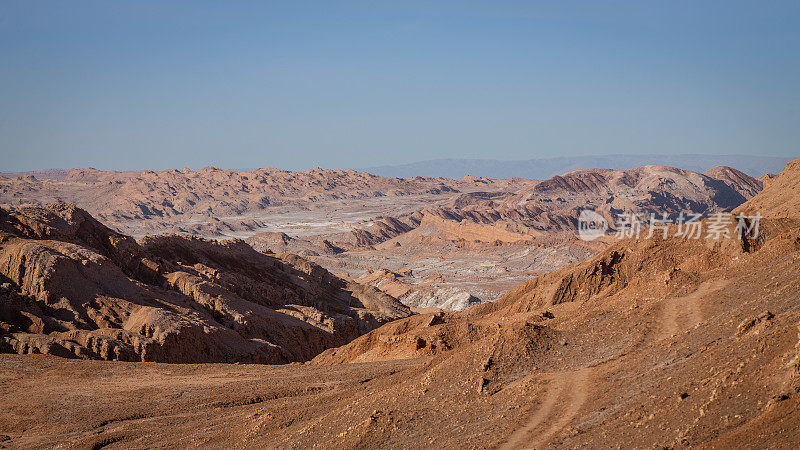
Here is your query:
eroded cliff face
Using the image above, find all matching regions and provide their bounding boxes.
[0,203,411,363]
[311,158,800,367]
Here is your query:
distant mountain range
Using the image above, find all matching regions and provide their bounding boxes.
[362,154,792,179]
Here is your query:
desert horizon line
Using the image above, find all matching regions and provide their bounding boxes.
[2,152,792,178]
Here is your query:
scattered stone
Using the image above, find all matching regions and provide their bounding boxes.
[736,311,775,337]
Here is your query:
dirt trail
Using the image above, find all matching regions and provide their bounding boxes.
[500,280,730,449]
[658,280,729,340]
[500,367,592,449]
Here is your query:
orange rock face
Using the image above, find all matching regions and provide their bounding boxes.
[0,204,410,363]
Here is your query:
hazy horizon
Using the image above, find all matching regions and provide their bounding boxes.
[1,153,791,181]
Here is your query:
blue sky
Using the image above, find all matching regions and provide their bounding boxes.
[1,1,798,171]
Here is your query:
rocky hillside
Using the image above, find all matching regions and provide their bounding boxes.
[507,164,762,224]
[0,164,767,314]
[344,164,764,247]
[0,165,760,242]
[243,164,766,313]
[0,167,490,236]
[0,203,411,363]
[300,157,800,447]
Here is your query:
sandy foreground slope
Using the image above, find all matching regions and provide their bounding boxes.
[0,160,798,448]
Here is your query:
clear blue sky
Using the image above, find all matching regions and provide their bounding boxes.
[1,1,798,171]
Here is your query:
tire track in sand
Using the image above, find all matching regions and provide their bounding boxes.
[501,280,729,449]
[500,367,592,450]
[657,280,729,340]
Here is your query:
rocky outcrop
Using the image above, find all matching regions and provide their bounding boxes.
[703,166,764,198]
[354,268,482,312]
[0,203,411,363]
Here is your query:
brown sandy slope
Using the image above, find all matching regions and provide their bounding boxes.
[736,157,800,219]
[0,203,410,363]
